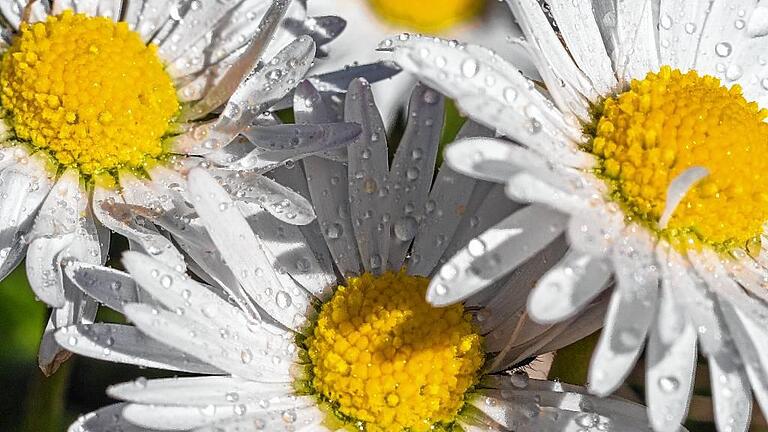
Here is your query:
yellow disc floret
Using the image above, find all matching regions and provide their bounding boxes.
[305,272,484,431]
[367,0,484,32]
[589,66,768,250]
[0,11,179,175]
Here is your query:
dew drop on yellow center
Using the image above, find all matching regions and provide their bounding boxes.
[304,271,484,432]
[0,11,179,175]
[588,66,768,250]
[366,0,484,32]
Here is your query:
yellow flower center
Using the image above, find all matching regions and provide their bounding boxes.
[0,11,179,175]
[366,0,484,32]
[304,272,484,432]
[588,66,768,251]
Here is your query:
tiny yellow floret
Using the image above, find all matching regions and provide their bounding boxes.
[588,66,768,250]
[305,272,483,431]
[0,11,179,175]
[367,0,484,32]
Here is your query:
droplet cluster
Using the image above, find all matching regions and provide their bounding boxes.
[305,271,483,431]
[589,66,768,250]
[0,11,179,175]
[367,0,484,32]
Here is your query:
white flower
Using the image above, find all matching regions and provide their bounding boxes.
[307,0,530,123]
[383,1,768,431]
[61,82,672,432]
[0,0,377,375]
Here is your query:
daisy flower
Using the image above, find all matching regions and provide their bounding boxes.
[382,1,768,431]
[0,0,365,375]
[59,80,675,432]
[306,0,531,124]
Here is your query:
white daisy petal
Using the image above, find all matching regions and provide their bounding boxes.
[614,0,660,81]
[294,82,361,276]
[428,204,568,306]
[646,282,697,432]
[180,0,294,121]
[690,249,768,419]
[505,172,590,215]
[658,0,710,72]
[122,251,285,343]
[445,137,529,184]
[589,227,659,395]
[284,15,345,49]
[92,185,185,271]
[473,386,655,431]
[528,250,611,324]
[209,35,316,145]
[545,0,618,94]
[267,165,336,262]
[308,61,402,94]
[727,253,768,304]
[0,152,55,279]
[215,169,315,226]
[659,166,710,229]
[0,1,24,29]
[240,203,335,301]
[532,298,609,357]
[108,376,294,406]
[54,323,221,374]
[26,234,75,307]
[385,34,585,139]
[158,0,252,63]
[450,94,592,167]
[121,398,313,431]
[716,290,768,421]
[64,262,140,314]
[566,205,625,258]
[124,303,293,382]
[26,169,91,307]
[409,125,493,277]
[187,168,312,331]
[439,185,525,273]
[478,237,567,342]
[708,345,753,432]
[345,78,391,274]
[387,84,444,269]
[237,122,361,166]
[68,404,149,432]
[504,0,598,104]
[190,404,325,432]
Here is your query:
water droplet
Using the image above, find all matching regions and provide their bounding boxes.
[715,42,733,57]
[275,291,292,308]
[326,223,343,239]
[748,7,768,37]
[658,376,680,393]
[461,59,479,78]
[467,238,487,257]
[393,216,418,241]
[660,14,673,29]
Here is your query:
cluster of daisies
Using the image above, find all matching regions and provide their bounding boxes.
[0,0,765,431]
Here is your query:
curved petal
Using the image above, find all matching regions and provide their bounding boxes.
[345,78,391,274]
[428,204,568,306]
[386,83,445,269]
[187,168,313,331]
[527,250,612,324]
[54,323,222,374]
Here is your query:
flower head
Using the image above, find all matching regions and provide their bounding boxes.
[0,0,372,375]
[384,1,768,430]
